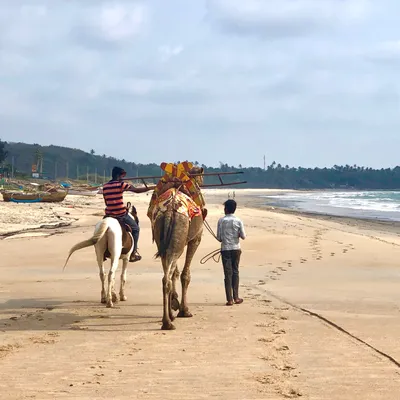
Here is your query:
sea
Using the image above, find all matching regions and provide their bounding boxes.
[263,190,400,222]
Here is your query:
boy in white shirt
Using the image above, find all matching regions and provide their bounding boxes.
[217,199,246,306]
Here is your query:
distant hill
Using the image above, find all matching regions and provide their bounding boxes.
[1,141,239,186]
[3,140,400,189]
[3,141,164,182]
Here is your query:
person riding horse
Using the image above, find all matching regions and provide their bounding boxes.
[102,166,155,262]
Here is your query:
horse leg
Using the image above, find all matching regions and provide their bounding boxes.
[171,262,180,312]
[119,258,128,301]
[161,256,175,330]
[106,253,120,307]
[95,243,107,304]
[178,235,201,318]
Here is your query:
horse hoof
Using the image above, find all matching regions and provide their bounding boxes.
[177,310,193,318]
[106,302,113,308]
[120,295,127,302]
[161,322,176,330]
[171,298,180,311]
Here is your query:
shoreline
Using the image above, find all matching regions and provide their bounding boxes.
[3,188,400,239]
[206,190,400,241]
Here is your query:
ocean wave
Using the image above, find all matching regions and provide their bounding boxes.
[262,190,400,217]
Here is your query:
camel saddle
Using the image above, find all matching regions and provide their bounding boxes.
[103,216,133,261]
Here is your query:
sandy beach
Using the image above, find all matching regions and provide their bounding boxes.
[1,189,400,399]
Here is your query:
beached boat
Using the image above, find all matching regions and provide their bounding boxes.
[1,190,68,203]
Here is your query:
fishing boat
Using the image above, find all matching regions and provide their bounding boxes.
[1,190,68,203]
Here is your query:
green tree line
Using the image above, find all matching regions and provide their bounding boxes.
[1,140,400,189]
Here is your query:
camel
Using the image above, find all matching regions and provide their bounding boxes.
[150,166,205,330]
[63,203,136,308]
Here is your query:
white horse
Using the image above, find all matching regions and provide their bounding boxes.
[63,206,135,308]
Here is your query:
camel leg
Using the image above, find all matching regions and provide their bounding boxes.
[178,235,202,318]
[106,254,119,308]
[171,262,180,312]
[95,244,107,304]
[161,257,176,330]
[119,258,128,301]
[169,263,179,321]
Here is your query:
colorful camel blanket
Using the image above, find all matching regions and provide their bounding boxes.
[157,161,205,208]
[151,188,202,222]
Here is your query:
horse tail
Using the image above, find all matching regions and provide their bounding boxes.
[155,207,175,259]
[63,218,109,271]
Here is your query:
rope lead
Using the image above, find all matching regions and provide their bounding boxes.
[200,248,221,264]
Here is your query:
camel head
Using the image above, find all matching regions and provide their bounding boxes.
[189,166,204,186]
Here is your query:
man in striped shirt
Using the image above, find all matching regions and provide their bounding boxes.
[103,166,155,262]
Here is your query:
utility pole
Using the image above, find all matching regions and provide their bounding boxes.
[263,155,266,170]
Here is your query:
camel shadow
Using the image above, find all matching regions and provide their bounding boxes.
[0,298,162,333]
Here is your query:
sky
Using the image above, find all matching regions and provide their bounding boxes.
[1,0,400,168]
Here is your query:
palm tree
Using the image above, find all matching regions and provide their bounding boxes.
[34,148,43,175]
[0,139,8,164]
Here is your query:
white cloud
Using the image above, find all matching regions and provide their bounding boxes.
[158,45,184,62]
[0,0,400,168]
[206,0,371,37]
[87,3,148,42]
[366,40,400,63]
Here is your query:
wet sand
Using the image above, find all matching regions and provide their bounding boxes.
[0,189,400,399]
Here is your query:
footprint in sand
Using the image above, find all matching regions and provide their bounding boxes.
[30,336,57,345]
[280,364,296,371]
[258,337,276,343]
[275,307,289,311]
[331,252,335,256]
[279,387,303,398]
[260,311,276,316]
[255,322,270,328]
[276,345,290,352]
[70,326,89,331]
